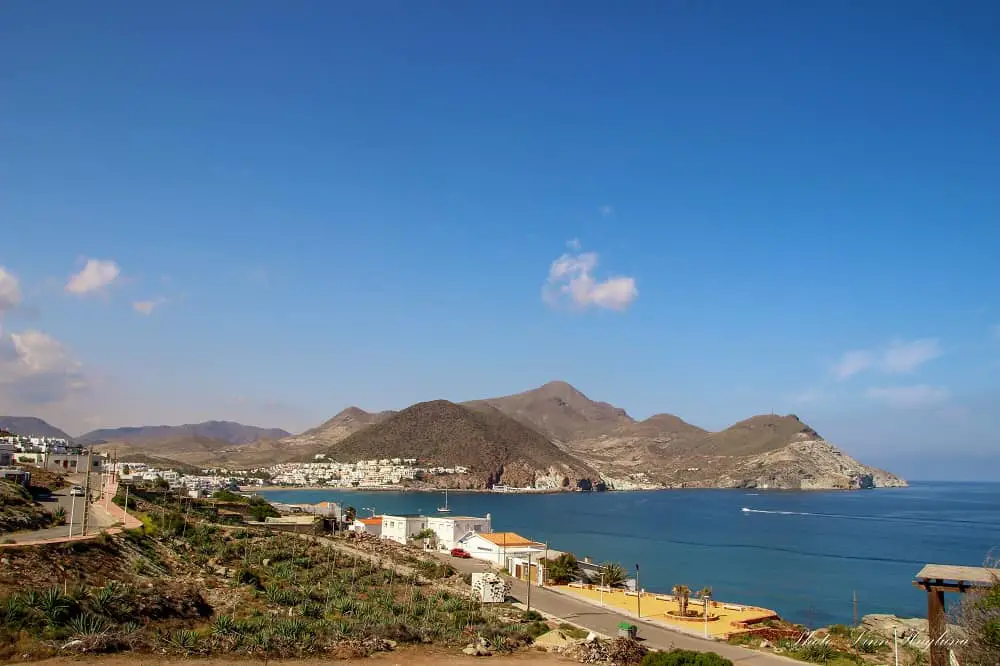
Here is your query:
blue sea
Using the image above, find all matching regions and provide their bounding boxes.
[258,482,1000,627]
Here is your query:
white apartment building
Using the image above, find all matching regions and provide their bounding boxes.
[15,451,105,474]
[457,531,545,566]
[381,514,429,545]
[425,514,493,551]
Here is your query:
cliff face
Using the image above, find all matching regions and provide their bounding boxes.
[690,439,908,490]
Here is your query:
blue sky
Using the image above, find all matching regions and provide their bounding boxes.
[1,2,998,480]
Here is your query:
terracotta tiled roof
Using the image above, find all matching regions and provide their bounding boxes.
[478,532,541,547]
[359,516,383,525]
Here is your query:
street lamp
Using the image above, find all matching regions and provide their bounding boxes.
[635,564,641,618]
[599,572,605,607]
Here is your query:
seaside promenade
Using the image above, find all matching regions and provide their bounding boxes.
[552,583,778,638]
[437,554,800,666]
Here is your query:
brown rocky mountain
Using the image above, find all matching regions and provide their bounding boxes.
[463,380,633,442]
[227,407,397,467]
[78,421,290,446]
[316,400,603,490]
[463,383,905,491]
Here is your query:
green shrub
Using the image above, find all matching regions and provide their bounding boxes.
[797,642,839,663]
[521,610,543,621]
[641,649,734,666]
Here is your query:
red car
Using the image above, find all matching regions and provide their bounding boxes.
[450,548,472,559]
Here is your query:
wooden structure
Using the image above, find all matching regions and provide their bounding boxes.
[913,564,999,666]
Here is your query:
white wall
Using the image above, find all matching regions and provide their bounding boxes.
[382,515,427,545]
[425,515,492,550]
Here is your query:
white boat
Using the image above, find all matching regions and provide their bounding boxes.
[437,489,451,513]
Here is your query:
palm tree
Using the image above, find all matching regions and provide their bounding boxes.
[672,584,691,616]
[698,587,713,615]
[598,562,628,587]
[542,553,579,584]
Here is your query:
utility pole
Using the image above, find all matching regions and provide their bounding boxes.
[526,553,532,613]
[81,447,93,535]
[68,494,76,538]
[853,590,858,627]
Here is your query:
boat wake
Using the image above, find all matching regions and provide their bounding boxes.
[740,507,995,528]
[741,508,814,516]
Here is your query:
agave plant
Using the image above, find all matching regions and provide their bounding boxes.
[212,614,239,636]
[68,612,110,637]
[38,587,73,624]
[2,595,29,627]
[88,582,121,616]
[164,628,201,654]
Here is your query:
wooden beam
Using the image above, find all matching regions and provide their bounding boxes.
[927,587,947,666]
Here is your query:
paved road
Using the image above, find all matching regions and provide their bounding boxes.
[435,554,799,666]
[6,485,114,544]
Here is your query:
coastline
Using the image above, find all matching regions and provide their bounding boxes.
[246,485,571,494]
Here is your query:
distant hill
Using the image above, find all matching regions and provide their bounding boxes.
[463,380,633,442]
[79,380,905,491]
[318,400,602,490]
[78,421,291,446]
[463,382,905,491]
[0,417,73,441]
[220,407,397,468]
[91,445,204,475]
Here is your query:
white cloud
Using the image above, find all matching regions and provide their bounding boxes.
[566,238,581,251]
[0,329,87,404]
[543,248,638,312]
[65,259,120,295]
[881,338,942,373]
[132,298,166,315]
[832,338,942,380]
[789,388,824,404]
[866,385,949,408]
[0,266,21,313]
[832,350,875,380]
[599,205,614,217]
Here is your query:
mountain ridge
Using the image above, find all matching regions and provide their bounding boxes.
[77,421,291,446]
[0,416,74,441]
[315,399,602,490]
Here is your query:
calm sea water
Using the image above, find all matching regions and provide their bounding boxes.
[259,482,1000,627]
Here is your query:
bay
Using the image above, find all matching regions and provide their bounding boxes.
[259,481,1000,627]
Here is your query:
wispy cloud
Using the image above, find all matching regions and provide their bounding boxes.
[0,266,22,313]
[832,350,875,380]
[65,259,120,295]
[832,338,942,380]
[566,238,581,251]
[789,388,824,404]
[133,298,167,315]
[542,245,638,312]
[866,385,949,408]
[599,205,614,217]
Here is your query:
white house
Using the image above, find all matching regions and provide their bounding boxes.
[425,514,493,551]
[381,514,429,545]
[0,442,14,467]
[351,516,383,538]
[457,531,545,566]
